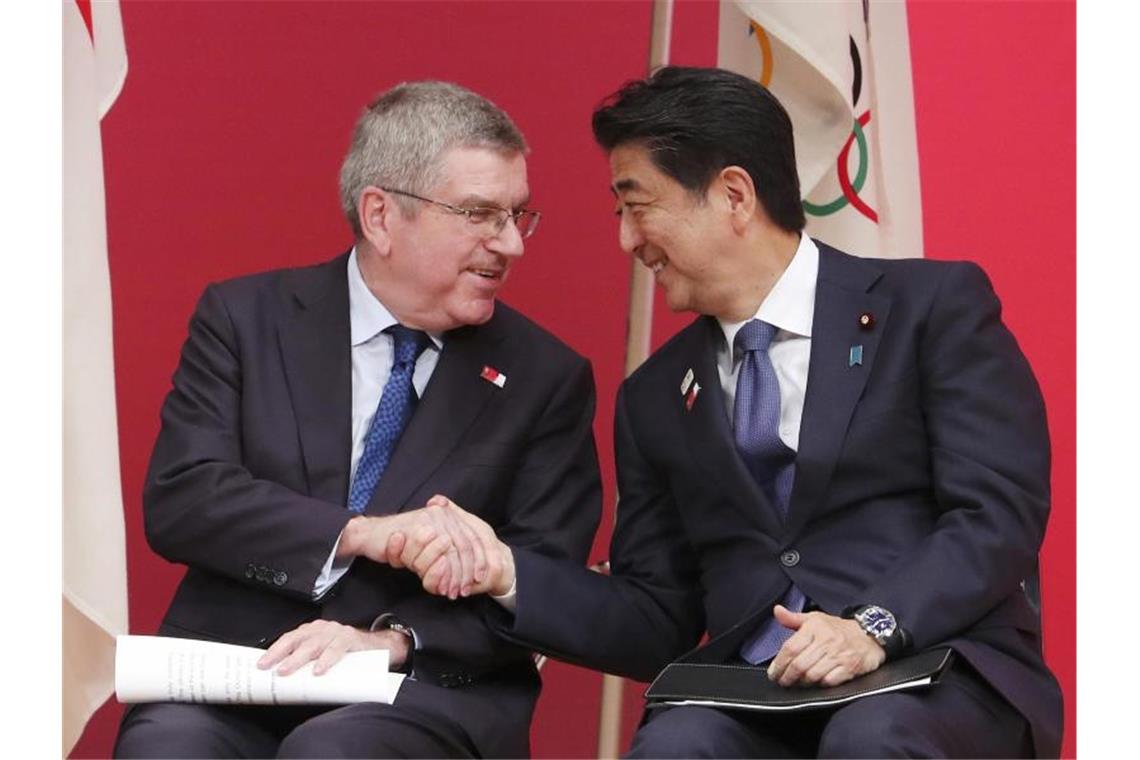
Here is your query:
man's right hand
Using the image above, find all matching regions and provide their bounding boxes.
[335,495,501,599]
[403,496,516,599]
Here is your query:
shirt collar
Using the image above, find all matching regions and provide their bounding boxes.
[347,247,443,349]
[718,234,819,352]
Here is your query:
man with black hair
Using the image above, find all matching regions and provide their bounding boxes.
[439,66,1061,757]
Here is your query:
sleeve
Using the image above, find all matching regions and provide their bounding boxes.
[502,382,706,682]
[143,285,352,600]
[858,262,1051,648]
[380,356,606,683]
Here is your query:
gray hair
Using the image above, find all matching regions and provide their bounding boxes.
[339,81,528,238]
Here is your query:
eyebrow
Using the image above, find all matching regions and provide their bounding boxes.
[456,193,532,210]
[612,178,643,194]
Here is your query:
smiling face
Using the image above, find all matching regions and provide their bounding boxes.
[363,145,529,331]
[609,143,736,316]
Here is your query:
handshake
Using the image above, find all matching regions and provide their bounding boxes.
[257,496,511,677]
[335,495,515,601]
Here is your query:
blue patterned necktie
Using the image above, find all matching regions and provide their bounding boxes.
[732,319,807,664]
[347,325,431,513]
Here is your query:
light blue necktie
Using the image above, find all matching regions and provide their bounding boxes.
[733,319,806,664]
[347,325,430,513]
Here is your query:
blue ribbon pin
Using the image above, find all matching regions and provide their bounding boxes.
[849,345,864,367]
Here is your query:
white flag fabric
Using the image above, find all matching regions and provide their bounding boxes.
[718,0,923,259]
[63,0,129,753]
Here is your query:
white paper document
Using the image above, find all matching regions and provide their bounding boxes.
[115,635,405,705]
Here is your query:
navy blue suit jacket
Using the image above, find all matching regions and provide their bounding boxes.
[506,243,1062,757]
[143,252,602,757]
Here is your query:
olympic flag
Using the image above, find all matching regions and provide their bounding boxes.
[718,1,923,259]
[63,0,129,753]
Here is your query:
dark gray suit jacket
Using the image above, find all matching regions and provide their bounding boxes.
[144,251,602,757]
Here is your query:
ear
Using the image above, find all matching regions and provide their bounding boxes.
[358,186,394,256]
[717,166,758,234]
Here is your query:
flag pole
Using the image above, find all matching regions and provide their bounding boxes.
[596,3,673,758]
[620,0,672,379]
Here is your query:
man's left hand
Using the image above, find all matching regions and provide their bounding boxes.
[257,619,410,676]
[765,605,885,688]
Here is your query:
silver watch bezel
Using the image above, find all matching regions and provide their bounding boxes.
[854,604,897,645]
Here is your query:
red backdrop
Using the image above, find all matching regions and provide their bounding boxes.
[70,1,1074,757]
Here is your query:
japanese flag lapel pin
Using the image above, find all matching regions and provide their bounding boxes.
[681,368,700,411]
[480,365,507,388]
[680,368,695,396]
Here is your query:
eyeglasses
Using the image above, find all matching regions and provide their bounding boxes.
[381,187,541,240]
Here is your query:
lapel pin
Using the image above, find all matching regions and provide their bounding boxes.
[849,345,864,367]
[480,365,507,388]
[685,381,701,411]
[680,368,695,396]
[858,311,875,330]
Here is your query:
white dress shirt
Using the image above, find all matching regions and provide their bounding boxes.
[716,234,818,450]
[346,249,443,484]
[312,248,442,597]
[316,249,516,614]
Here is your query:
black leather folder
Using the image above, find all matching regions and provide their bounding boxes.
[644,647,954,712]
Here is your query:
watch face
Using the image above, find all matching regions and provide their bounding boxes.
[857,606,897,640]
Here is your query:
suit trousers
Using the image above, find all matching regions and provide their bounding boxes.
[114,683,479,759]
[625,660,1034,759]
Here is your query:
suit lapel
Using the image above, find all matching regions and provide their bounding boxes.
[786,245,891,536]
[364,316,508,515]
[277,254,354,505]
[678,317,784,537]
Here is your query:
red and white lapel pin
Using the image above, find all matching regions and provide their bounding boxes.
[680,368,700,411]
[480,365,507,388]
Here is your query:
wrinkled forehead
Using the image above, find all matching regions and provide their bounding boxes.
[433,145,530,205]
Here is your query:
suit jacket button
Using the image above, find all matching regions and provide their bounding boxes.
[274,571,288,586]
[780,550,801,567]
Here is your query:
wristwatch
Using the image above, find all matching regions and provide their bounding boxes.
[381,617,415,640]
[373,614,415,673]
[846,604,910,659]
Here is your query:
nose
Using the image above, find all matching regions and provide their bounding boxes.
[618,211,644,256]
[487,217,525,259]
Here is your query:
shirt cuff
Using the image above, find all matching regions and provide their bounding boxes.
[312,531,353,600]
[490,575,517,613]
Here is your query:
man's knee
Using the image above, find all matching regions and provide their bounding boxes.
[277,704,471,759]
[277,711,381,759]
[626,706,756,759]
[820,665,1033,759]
[819,702,935,759]
[114,703,271,759]
[276,716,351,760]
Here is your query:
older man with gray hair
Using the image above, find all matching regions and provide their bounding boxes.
[114,81,602,759]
